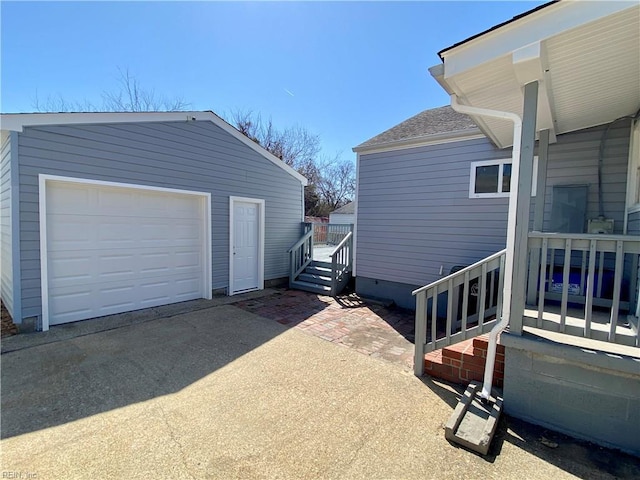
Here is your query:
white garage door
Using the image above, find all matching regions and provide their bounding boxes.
[42,178,210,326]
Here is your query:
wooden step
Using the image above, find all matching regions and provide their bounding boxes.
[424,335,505,387]
[290,280,332,295]
[305,265,332,276]
[298,272,332,287]
[311,260,332,269]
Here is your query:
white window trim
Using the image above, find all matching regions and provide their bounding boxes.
[469,157,538,198]
[38,174,213,331]
[228,196,265,296]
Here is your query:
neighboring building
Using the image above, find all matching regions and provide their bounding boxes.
[354,0,640,455]
[0,111,307,331]
[329,201,355,225]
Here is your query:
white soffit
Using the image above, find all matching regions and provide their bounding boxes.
[440,2,640,149]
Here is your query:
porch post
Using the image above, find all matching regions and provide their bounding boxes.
[526,129,550,304]
[508,81,538,335]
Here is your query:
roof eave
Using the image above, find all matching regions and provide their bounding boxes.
[0,111,308,186]
[353,127,485,154]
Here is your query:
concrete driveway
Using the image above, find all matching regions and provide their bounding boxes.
[2,299,639,479]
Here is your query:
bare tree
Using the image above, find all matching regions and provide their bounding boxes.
[315,155,355,213]
[227,109,321,170]
[32,67,189,112]
[102,68,189,112]
[227,109,354,216]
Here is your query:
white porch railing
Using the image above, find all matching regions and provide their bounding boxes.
[330,231,353,296]
[412,250,506,376]
[525,232,640,347]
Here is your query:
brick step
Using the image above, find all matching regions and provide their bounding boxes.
[424,335,505,387]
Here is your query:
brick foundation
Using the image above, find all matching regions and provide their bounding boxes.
[1,300,18,338]
[424,335,504,387]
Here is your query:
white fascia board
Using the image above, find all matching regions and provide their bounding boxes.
[0,111,308,186]
[352,129,485,155]
[441,0,637,78]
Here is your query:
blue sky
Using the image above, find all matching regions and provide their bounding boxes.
[1,1,546,160]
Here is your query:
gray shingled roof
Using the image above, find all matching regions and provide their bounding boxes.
[355,106,478,149]
[331,201,354,215]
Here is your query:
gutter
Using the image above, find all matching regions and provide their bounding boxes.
[450,94,522,400]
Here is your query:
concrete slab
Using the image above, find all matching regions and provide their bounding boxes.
[445,381,503,455]
[2,297,640,479]
[1,288,278,354]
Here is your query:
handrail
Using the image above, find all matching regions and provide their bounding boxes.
[288,229,313,253]
[412,249,507,296]
[330,231,353,257]
[413,250,506,377]
[330,231,353,296]
[525,232,639,348]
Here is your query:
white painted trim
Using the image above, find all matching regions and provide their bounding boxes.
[353,153,360,277]
[353,130,484,154]
[469,157,538,198]
[8,131,22,325]
[0,111,307,186]
[441,1,637,78]
[624,119,640,231]
[38,175,49,331]
[38,174,213,331]
[228,196,265,296]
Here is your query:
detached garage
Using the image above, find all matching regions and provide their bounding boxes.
[0,112,307,331]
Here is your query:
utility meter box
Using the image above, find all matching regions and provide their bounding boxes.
[588,218,614,234]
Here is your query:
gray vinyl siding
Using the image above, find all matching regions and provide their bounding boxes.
[356,122,631,291]
[539,122,630,234]
[1,134,14,317]
[357,136,510,287]
[17,121,303,319]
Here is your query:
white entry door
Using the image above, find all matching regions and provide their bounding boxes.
[40,176,212,329]
[230,197,264,294]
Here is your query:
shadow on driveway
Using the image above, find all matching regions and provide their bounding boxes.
[1,303,287,439]
[421,376,640,478]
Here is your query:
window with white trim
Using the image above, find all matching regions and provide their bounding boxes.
[469,157,537,198]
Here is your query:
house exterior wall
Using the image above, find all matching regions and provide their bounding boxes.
[355,122,630,309]
[502,333,640,456]
[329,213,355,224]
[15,120,303,321]
[1,134,15,317]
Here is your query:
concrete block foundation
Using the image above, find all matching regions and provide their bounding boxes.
[501,331,640,456]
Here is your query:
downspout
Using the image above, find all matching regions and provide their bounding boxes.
[450,95,522,400]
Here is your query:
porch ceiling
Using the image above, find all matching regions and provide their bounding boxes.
[433,1,640,149]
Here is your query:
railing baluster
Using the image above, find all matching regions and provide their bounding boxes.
[537,237,548,327]
[461,271,470,340]
[446,278,453,342]
[430,288,438,343]
[608,240,624,343]
[560,238,572,333]
[597,251,604,298]
[548,248,556,291]
[489,270,496,309]
[629,253,638,321]
[478,263,487,328]
[580,251,587,296]
[584,239,597,338]
[414,291,427,376]
[496,255,506,321]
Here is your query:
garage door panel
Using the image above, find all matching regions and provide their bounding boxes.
[44,180,207,325]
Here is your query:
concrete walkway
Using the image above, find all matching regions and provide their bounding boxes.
[2,292,639,479]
